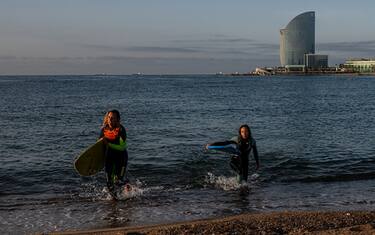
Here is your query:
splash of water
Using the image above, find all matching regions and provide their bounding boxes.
[115,180,146,200]
[204,172,260,191]
[108,179,166,200]
[205,172,243,191]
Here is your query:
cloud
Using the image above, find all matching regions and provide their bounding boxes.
[0,36,282,75]
[63,38,375,59]
[127,46,200,53]
[0,55,279,75]
[77,43,202,54]
[0,55,17,60]
[317,40,375,53]
[77,43,128,51]
[76,35,274,55]
[0,34,281,74]
[170,37,255,44]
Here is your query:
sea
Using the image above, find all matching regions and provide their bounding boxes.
[0,75,374,234]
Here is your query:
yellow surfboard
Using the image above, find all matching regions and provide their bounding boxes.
[74,139,106,176]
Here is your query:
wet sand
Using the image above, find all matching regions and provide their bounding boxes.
[52,211,375,235]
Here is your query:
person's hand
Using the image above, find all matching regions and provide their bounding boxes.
[205,144,210,150]
[100,137,108,145]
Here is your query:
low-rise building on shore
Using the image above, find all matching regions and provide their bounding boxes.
[344,59,375,73]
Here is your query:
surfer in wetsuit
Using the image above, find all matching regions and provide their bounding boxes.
[206,124,260,183]
[99,110,129,192]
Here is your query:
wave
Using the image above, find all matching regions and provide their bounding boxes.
[285,172,375,183]
[260,151,375,184]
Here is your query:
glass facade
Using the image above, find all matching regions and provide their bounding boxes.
[304,54,328,68]
[280,11,315,66]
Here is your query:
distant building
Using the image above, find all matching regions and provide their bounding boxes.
[344,59,375,73]
[304,54,328,69]
[280,11,315,66]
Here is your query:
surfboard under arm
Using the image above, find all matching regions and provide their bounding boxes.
[74,139,106,176]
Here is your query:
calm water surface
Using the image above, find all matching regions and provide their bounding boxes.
[0,75,374,234]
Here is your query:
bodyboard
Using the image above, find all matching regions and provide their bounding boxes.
[207,143,240,155]
[74,139,106,176]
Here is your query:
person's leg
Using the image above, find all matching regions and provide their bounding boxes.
[117,150,129,185]
[105,154,116,190]
[239,155,249,182]
[230,155,241,173]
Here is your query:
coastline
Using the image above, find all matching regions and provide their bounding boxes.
[51,211,375,235]
[227,72,375,76]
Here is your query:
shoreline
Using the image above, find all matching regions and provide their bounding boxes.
[228,72,375,76]
[51,210,375,235]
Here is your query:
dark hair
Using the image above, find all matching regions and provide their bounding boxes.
[238,124,251,139]
[109,109,121,120]
[102,109,121,128]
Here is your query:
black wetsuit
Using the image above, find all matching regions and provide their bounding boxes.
[99,125,128,189]
[210,136,259,182]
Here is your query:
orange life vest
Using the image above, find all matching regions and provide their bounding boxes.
[103,127,120,141]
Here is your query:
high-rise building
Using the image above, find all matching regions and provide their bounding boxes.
[280,11,315,66]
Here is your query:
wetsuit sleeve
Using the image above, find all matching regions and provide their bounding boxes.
[120,125,127,141]
[107,125,128,151]
[108,137,127,151]
[208,140,236,147]
[251,138,260,168]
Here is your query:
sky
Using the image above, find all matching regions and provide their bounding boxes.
[0,0,374,75]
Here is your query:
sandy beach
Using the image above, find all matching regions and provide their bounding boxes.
[52,211,375,235]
